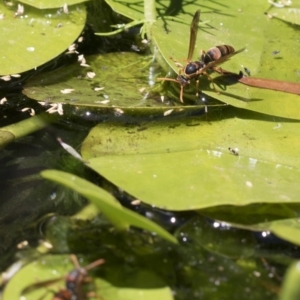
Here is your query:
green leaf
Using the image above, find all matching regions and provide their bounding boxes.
[97,268,174,300]
[3,255,73,300]
[152,1,300,119]
[0,2,86,75]
[40,170,177,244]
[252,218,300,247]
[279,261,300,300]
[104,0,144,20]
[81,108,300,211]
[19,0,89,9]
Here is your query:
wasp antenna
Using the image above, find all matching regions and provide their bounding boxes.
[85,259,105,271]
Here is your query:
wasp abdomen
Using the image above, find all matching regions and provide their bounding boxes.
[202,45,235,64]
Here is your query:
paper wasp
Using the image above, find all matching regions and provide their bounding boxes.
[159,10,245,102]
[21,255,105,300]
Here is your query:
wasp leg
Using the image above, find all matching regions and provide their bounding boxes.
[170,56,183,68]
[212,66,224,74]
[200,49,206,61]
[70,254,81,269]
[195,78,200,97]
[203,72,219,94]
[87,291,103,299]
[85,259,105,271]
[180,85,184,103]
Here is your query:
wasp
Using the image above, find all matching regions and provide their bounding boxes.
[22,255,105,300]
[159,10,245,102]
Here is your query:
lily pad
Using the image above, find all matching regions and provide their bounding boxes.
[81,107,300,211]
[0,2,86,75]
[151,1,300,119]
[23,52,158,107]
[23,52,221,114]
[3,255,174,300]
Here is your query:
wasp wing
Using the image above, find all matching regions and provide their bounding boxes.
[187,10,201,61]
[201,47,245,73]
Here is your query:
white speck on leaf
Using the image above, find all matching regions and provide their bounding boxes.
[246,181,253,188]
[27,47,35,52]
[60,88,74,94]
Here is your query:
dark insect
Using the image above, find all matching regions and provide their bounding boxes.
[243,66,251,76]
[159,10,245,102]
[22,255,105,300]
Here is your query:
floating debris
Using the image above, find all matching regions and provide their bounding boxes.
[114,107,124,117]
[131,44,140,52]
[17,240,28,249]
[273,123,282,129]
[94,87,104,91]
[78,54,90,67]
[46,103,64,115]
[0,97,7,104]
[241,65,251,76]
[164,109,174,116]
[57,137,83,161]
[21,107,35,116]
[15,4,24,17]
[66,43,78,54]
[27,47,35,52]
[11,74,21,78]
[98,100,110,104]
[268,0,291,7]
[246,180,253,188]
[63,3,69,14]
[86,72,96,79]
[131,199,141,205]
[0,75,11,81]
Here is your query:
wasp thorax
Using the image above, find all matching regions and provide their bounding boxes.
[185,62,200,75]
